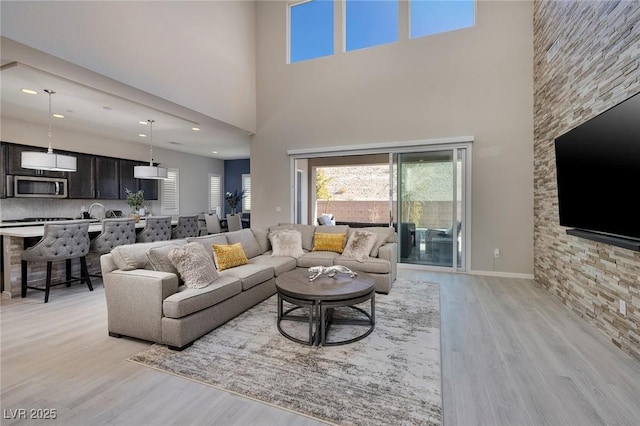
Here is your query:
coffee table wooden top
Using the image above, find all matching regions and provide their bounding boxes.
[276,268,375,301]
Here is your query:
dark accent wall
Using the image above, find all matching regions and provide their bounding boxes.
[224,159,250,216]
[533,1,640,360]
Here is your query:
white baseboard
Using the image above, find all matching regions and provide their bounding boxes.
[397,263,534,280]
[469,269,535,280]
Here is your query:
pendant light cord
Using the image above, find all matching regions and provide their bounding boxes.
[45,89,56,154]
[148,119,155,166]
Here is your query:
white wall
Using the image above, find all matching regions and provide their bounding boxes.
[1,1,257,132]
[1,116,223,219]
[253,0,534,274]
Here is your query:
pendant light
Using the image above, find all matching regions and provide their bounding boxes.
[134,119,168,179]
[21,89,77,172]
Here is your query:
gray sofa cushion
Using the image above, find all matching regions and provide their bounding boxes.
[225,229,263,259]
[163,276,242,319]
[251,227,271,253]
[112,240,186,271]
[219,264,274,291]
[146,244,182,276]
[249,253,297,276]
[297,251,341,268]
[186,234,228,256]
[334,256,391,274]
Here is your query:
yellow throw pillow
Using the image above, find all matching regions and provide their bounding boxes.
[212,243,249,271]
[312,232,347,253]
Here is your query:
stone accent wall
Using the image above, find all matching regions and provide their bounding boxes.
[533,1,640,360]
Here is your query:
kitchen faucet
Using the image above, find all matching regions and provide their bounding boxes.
[88,202,106,220]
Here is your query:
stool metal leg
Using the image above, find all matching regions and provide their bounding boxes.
[44,261,52,303]
[66,259,72,286]
[21,260,27,298]
[81,257,93,292]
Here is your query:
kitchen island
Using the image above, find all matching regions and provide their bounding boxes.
[0,219,177,298]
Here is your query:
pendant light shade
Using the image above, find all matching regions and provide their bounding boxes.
[21,89,77,172]
[134,119,168,179]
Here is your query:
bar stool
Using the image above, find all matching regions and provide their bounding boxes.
[89,218,136,276]
[171,215,199,239]
[136,216,172,243]
[21,220,93,303]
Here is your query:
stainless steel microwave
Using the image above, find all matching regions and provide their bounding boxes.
[8,175,68,198]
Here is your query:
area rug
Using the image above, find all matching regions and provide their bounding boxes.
[129,278,442,426]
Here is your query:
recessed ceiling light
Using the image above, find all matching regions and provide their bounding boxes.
[138,121,148,125]
[212,150,218,154]
[139,133,147,138]
[103,106,113,111]
[52,114,65,119]
[21,88,38,95]
[192,127,200,131]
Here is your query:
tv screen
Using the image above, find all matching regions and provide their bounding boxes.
[554,91,640,241]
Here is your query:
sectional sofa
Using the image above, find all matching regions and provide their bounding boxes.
[101,224,397,350]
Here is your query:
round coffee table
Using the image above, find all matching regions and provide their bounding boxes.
[275,268,375,346]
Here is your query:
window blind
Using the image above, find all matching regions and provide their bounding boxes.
[161,168,179,215]
[209,174,222,213]
[242,174,251,211]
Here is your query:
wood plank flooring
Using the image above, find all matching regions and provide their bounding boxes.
[1,270,639,425]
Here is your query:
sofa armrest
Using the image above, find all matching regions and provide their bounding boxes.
[102,268,179,343]
[377,242,398,283]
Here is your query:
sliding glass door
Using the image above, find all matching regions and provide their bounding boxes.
[291,142,469,271]
[396,148,467,269]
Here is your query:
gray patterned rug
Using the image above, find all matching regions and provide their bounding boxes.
[129,278,442,426]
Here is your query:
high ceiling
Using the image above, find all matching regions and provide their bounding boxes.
[0,1,256,160]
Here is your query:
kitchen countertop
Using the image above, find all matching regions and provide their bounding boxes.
[0,219,177,238]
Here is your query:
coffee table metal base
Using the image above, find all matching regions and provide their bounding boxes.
[277,290,375,347]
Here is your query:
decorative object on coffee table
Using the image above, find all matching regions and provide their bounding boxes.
[308,265,357,281]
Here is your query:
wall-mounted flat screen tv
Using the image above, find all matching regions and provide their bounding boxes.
[554,91,640,242]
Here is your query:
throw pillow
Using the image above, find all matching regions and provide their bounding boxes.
[146,244,180,275]
[342,230,377,262]
[312,232,347,253]
[168,243,219,289]
[212,243,249,271]
[269,229,304,258]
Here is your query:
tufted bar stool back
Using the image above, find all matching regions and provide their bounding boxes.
[171,215,199,239]
[90,218,137,254]
[21,220,93,303]
[136,216,172,243]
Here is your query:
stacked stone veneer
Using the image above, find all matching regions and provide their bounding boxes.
[534,1,640,360]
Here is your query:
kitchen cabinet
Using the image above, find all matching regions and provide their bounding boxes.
[66,153,95,199]
[0,143,6,198]
[139,175,159,200]
[119,159,138,199]
[95,157,120,199]
[119,160,158,200]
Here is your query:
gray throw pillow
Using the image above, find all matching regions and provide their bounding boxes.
[168,242,219,289]
[342,230,377,262]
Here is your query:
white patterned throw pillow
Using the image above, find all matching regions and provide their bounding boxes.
[269,229,305,258]
[168,242,219,289]
[342,230,377,262]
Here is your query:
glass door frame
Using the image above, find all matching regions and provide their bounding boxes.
[288,137,473,272]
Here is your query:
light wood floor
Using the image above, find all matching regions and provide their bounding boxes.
[1,270,639,425]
